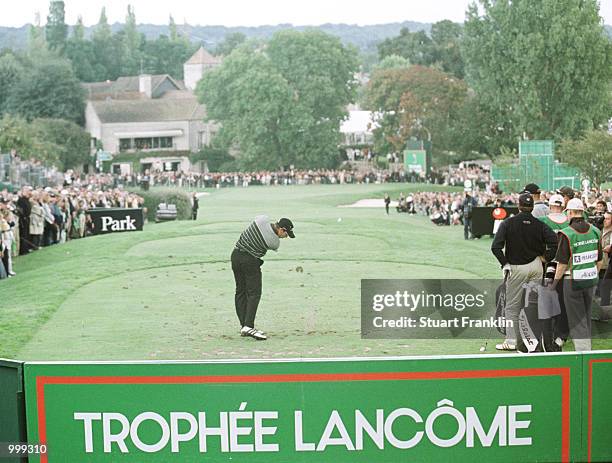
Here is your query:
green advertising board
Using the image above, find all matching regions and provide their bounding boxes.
[21,352,612,462]
[404,150,428,174]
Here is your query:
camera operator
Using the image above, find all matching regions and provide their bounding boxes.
[588,200,607,231]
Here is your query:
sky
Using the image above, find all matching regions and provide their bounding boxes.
[2,0,610,28]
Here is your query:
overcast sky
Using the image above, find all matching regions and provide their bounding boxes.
[2,0,611,28]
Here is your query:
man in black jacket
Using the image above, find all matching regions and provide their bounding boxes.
[16,187,32,255]
[491,193,558,350]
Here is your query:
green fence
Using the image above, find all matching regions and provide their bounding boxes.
[492,140,581,192]
[1,351,606,462]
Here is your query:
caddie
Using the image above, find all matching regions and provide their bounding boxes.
[538,194,570,349]
[551,198,603,351]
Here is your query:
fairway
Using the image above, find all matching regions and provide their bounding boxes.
[2,184,608,360]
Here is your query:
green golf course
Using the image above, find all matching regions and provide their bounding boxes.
[2,184,609,360]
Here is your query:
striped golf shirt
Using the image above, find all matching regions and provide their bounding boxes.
[235,215,280,258]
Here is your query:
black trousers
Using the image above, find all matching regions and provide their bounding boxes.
[231,248,263,328]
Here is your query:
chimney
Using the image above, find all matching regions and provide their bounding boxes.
[139,74,152,98]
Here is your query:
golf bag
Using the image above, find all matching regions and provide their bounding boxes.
[494,271,509,336]
[516,282,561,353]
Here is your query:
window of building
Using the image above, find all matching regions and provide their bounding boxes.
[120,137,174,152]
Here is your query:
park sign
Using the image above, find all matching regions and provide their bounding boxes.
[23,353,612,462]
[88,208,144,235]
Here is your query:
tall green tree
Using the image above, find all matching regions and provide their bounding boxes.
[65,16,97,82]
[169,15,178,42]
[45,0,68,54]
[463,0,612,147]
[214,32,246,56]
[91,7,120,80]
[0,53,24,114]
[4,58,86,125]
[27,12,49,60]
[430,20,464,78]
[558,130,612,187]
[32,118,91,169]
[198,31,359,169]
[378,29,433,67]
[122,5,142,75]
[365,65,467,156]
[375,54,411,70]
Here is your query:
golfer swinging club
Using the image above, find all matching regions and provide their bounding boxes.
[231,216,295,340]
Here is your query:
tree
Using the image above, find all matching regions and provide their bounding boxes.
[365,66,467,156]
[142,35,197,79]
[28,12,49,60]
[0,53,24,114]
[378,29,433,67]
[0,115,60,164]
[45,0,68,54]
[169,15,178,42]
[198,31,359,169]
[463,0,612,148]
[430,20,464,78]
[4,58,86,125]
[32,118,90,169]
[91,7,120,80]
[65,16,97,82]
[214,32,246,56]
[375,54,411,70]
[558,130,612,187]
[121,5,142,75]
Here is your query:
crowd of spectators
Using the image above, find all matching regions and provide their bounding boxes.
[0,185,144,279]
[394,187,612,231]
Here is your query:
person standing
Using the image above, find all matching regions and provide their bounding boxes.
[491,193,558,350]
[551,198,603,351]
[191,193,199,221]
[384,194,390,215]
[524,183,549,218]
[463,190,477,240]
[231,216,295,340]
[538,194,570,349]
[16,187,32,255]
[597,211,611,313]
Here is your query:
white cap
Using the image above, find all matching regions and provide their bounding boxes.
[548,194,564,206]
[566,198,585,211]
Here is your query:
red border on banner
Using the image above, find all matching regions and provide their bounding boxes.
[35,367,570,463]
[587,358,612,462]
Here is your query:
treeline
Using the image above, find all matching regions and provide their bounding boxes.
[364,0,611,165]
[38,2,199,82]
[199,0,611,183]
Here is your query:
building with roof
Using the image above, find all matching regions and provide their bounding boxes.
[83,47,221,172]
[340,110,378,161]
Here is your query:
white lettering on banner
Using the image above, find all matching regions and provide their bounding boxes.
[573,267,598,280]
[130,412,170,453]
[573,251,598,265]
[170,413,198,453]
[103,413,129,453]
[73,400,533,454]
[355,410,384,450]
[73,412,101,453]
[100,215,137,232]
